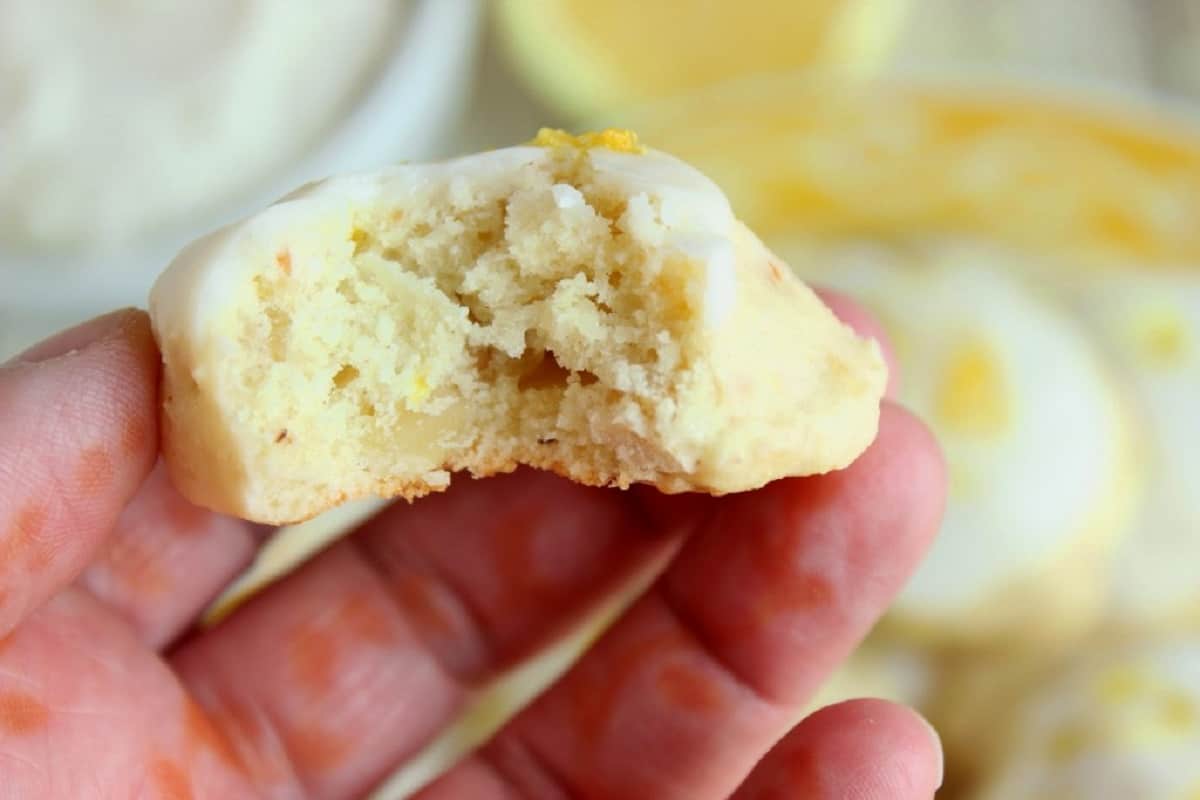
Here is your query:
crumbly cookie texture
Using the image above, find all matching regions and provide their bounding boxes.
[149,130,886,524]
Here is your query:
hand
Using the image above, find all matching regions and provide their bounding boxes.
[0,301,945,800]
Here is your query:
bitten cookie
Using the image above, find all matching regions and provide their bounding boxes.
[149,130,885,524]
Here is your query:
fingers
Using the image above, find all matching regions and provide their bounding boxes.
[0,588,261,799]
[122,286,887,655]
[732,699,944,800]
[170,470,679,800]
[422,403,944,800]
[412,700,943,800]
[656,403,943,703]
[0,310,159,637]
[1,310,263,651]
[77,463,263,649]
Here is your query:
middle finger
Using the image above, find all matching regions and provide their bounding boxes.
[169,468,681,800]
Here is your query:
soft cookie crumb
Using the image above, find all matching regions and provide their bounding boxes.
[149,133,885,524]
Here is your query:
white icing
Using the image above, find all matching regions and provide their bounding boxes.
[672,234,738,327]
[1076,273,1200,627]
[589,148,734,237]
[151,143,744,346]
[149,170,384,350]
[588,149,739,328]
[978,642,1200,800]
[550,183,585,209]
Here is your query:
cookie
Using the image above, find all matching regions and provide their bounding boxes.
[149,130,886,524]
[794,241,1139,647]
[974,641,1200,800]
[1073,272,1200,634]
[930,646,1072,787]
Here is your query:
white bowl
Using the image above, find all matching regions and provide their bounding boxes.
[0,0,483,343]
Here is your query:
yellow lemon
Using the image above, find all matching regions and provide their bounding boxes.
[494,0,912,119]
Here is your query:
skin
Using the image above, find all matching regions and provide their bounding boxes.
[0,293,943,800]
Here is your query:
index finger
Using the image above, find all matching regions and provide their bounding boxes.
[0,310,159,637]
[418,404,945,800]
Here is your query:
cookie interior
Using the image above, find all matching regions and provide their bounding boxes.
[223,150,723,514]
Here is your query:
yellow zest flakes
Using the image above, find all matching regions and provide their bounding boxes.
[350,226,371,255]
[529,128,646,155]
[404,372,430,407]
[1160,689,1198,734]
[1129,305,1190,369]
[935,338,1011,437]
[1096,665,1147,705]
[1048,722,1091,763]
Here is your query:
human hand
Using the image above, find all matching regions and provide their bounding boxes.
[0,300,945,799]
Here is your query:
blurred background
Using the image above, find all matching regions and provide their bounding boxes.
[2,1,1199,798]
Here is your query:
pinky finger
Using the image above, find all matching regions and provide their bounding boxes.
[733,698,943,800]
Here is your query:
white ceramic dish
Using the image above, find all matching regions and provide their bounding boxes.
[0,0,483,353]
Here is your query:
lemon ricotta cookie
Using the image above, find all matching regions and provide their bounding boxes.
[149,130,886,525]
[974,640,1200,800]
[1073,272,1200,634]
[789,240,1138,647]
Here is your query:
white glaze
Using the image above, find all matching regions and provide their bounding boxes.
[151,144,744,345]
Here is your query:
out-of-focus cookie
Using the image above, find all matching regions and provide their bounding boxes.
[149,129,885,525]
[795,242,1139,647]
[930,646,1072,787]
[1073,272,1200,634]
[973,641,1200,800]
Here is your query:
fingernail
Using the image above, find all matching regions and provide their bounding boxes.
[916,712,945,789]
[13,309,138,364]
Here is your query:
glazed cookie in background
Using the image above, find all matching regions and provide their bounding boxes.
[928,647,1074,788]
[1071,272,1200,634]
[972,640,1200,800]
[791,243,1140,648]
[149,129,886,526]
